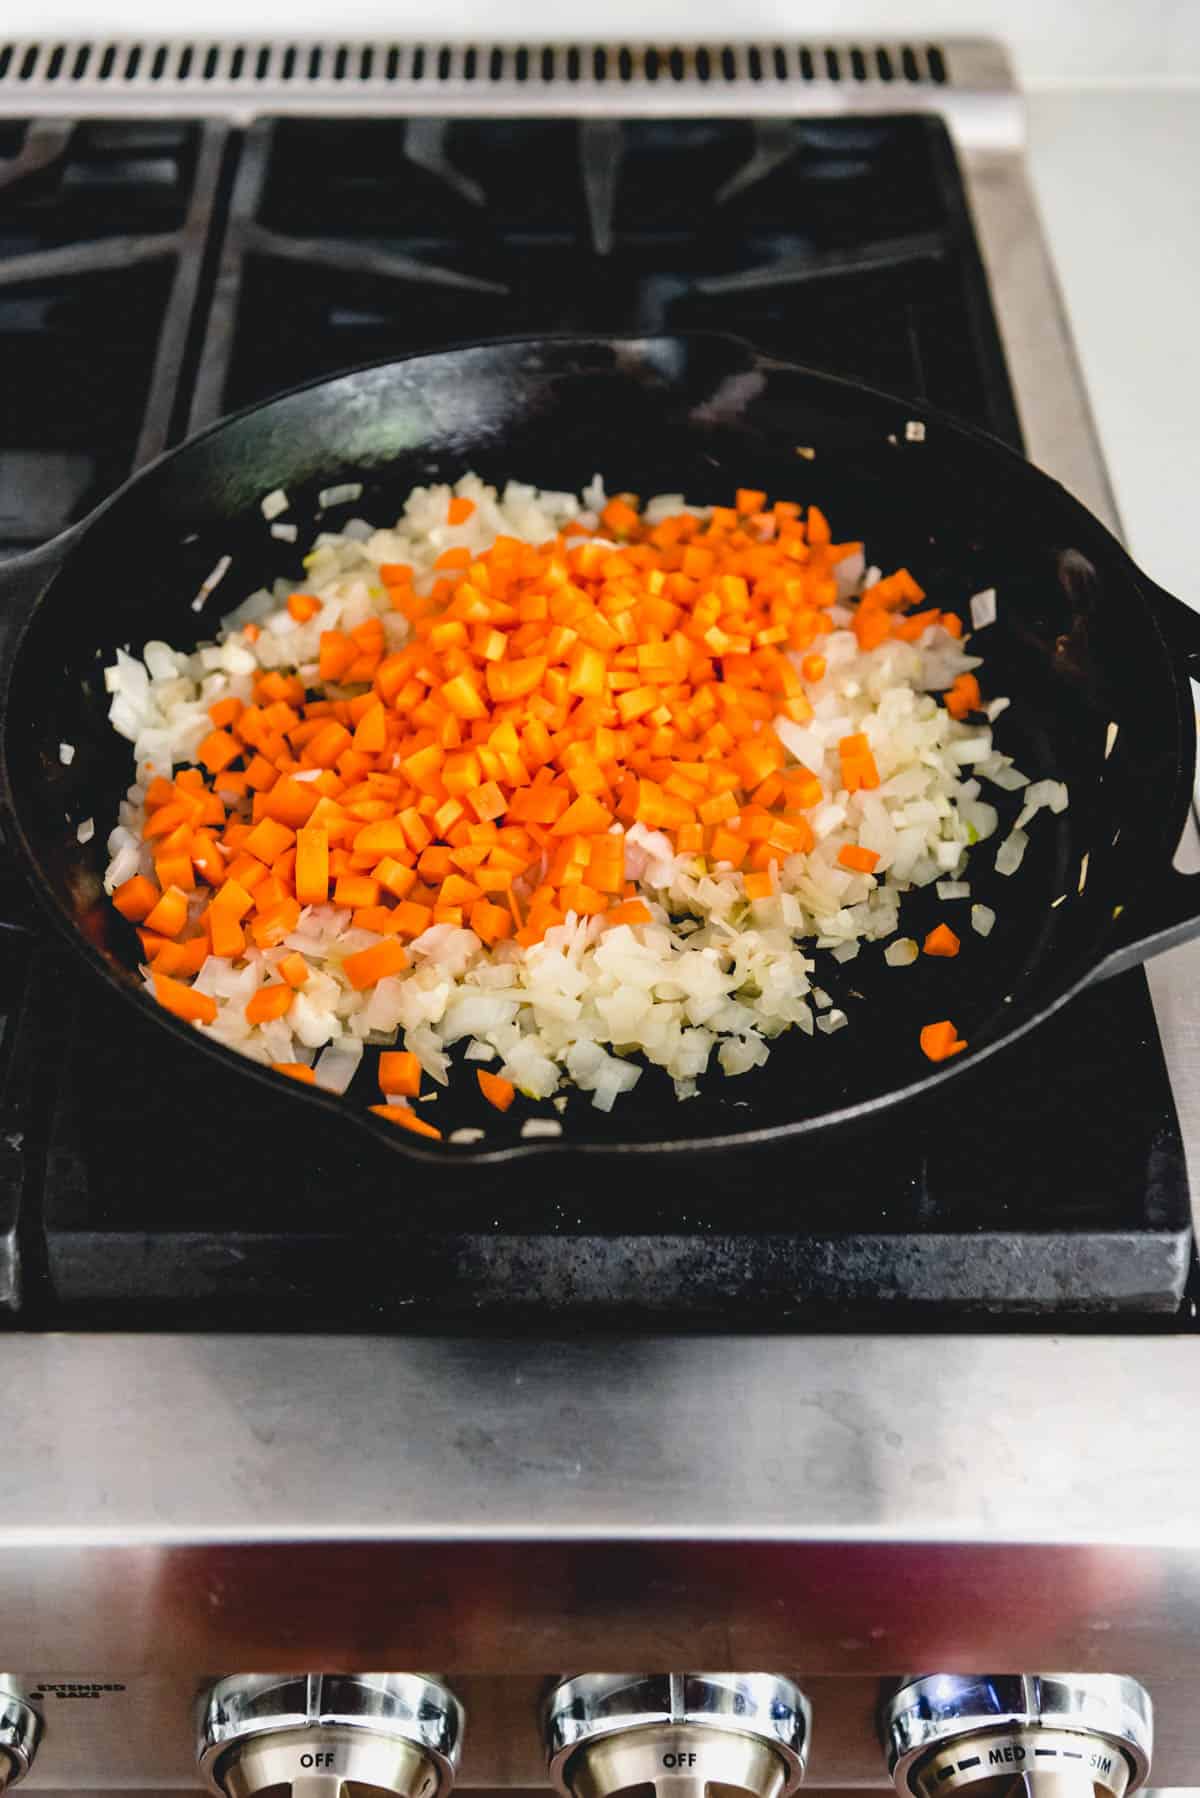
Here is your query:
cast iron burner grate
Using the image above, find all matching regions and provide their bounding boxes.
[187,114,1018,447]
[0,108,1187,1325]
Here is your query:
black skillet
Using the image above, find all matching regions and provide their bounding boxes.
[2,332,1199,1162]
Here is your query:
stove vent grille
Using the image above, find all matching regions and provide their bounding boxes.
[0,36,1014,115]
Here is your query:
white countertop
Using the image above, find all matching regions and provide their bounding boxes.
[1026,87,1200,603]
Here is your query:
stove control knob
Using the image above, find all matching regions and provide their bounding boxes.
[545,1674,810,1798]
[0,1688,39,1791]
[882,1675,1152,1798]
[198,1674,464,1798]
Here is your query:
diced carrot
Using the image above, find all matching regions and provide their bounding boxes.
[208,695,243,730]
[945,672,982,720]
[246,983,294,1025]
[287,592,321,623]
[333,872,380,908]
[369,1104,443,1140]
[343,938,410,989]
[743,872,774,900]
[261,777,321,829]
[274,1061,317,1084]
[249,898,301,950]
[551,794,613,836]
[470,898,513,943]
[601,497,640,537]
[477,1068,515,1112]
[209,909,245,958]
[212,877,254,920]
[278,951,310,988]
[153,972,217,1026]
[447,495,475,525]
[295,825,330,907]
[837,844,880,874]
[197,729,241,775]
[606,898,652,926]
[144,886,189,938]
[920,1019,968,1061]
[112,875,160,923]
[923,923,961,958]
[387,901,433,938]
[244,816,295,864]
[379,1050,421,1097]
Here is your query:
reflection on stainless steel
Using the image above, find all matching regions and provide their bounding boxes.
[884,1676,1152,1798]
[546,1674,810,1798]
[0,1688,39,1790]
[199,1674,464,1798]
[546,1674,809,1798]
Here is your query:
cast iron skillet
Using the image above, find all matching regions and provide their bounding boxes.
[2,332,1200,1162]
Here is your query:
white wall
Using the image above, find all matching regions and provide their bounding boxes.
[4,0,1200,86]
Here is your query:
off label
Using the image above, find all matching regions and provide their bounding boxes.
[299,1752,338,1769]
[662,1753,699,1769]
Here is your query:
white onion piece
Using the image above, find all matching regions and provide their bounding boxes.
[996,830,1029,877]
[885,938,919,966]
[969,587,997,629]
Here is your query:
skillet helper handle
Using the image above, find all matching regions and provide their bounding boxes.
[1088,578,1200,984]
[0,536,77,937]
[0,533,74,656]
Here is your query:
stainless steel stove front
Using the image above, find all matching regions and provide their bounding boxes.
[0,34,1198,1798]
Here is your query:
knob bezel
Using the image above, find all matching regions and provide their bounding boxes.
[544,1674,811,1796]
[0,1689,41,1789]
[882,1675,1152,1798]
[197,1673,464,1798]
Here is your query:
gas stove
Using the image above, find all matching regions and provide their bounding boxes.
[0,33,1199,1798]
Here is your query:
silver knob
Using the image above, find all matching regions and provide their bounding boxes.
[0,1687,40,1790]
[882,1675,1152,1798]
[198,1674,464,1798]
[545,1674,810,1798]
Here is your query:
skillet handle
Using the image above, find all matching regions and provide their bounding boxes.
[0,533,73,656]
[1086,577,1200,984]
[1144,575,1200,676]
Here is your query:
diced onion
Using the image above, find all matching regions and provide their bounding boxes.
[969,587,997,629]
[996,830,1029,877]
[885,938,919,966]
[520,1118,563,1140]
[318,482,364,509]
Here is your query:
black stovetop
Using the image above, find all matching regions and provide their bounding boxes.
[0,110,1190,1325]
